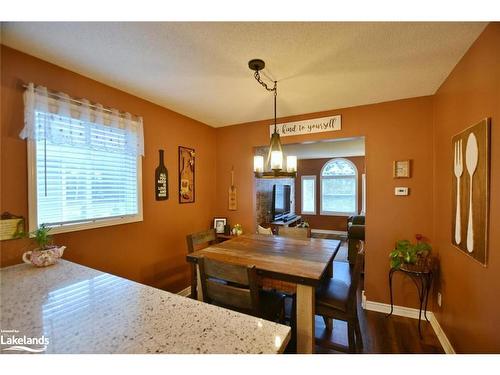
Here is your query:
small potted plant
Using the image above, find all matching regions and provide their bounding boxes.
[18,224,66,267]
[232,224,243,236]
[389,234,431,271]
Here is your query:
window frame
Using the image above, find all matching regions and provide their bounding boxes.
[300,175,317,215]
[320,158,358,217]
[27,137,143,235]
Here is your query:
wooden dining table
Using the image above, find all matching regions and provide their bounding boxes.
[186,233,341,354]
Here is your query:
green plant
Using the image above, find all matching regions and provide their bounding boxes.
[389,234,431,269]
[16,224,53,250]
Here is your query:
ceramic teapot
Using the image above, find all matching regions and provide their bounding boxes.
[22,246,66,267]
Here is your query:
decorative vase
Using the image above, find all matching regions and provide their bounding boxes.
[22,246,66,267]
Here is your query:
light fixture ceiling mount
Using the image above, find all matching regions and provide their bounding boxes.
[248,59,266,72]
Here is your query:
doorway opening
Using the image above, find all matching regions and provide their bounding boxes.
[253,136,366,263]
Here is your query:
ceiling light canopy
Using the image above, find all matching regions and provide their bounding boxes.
[249,59,297,178]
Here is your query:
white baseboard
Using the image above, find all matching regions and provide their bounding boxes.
[311,229,348,236]
[429,313,456,354]
[364,299,423,319]
[177,286,191,297]
[362,293,455,354]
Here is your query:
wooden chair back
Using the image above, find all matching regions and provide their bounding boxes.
[277,226,311,239]
[198,257,259,316]
[347,242,365,314]
[186,228,218,300]
[186,228,217,253]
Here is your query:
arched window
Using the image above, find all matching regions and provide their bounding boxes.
[320,158,358,215]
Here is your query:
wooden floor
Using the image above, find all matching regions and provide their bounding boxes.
[314,309,444,354]
[285,258,444,354]
[300,235,443,353]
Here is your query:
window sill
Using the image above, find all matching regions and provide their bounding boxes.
[319,212,355,217]
[42,214,143,235]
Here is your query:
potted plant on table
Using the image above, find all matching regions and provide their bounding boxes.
[389,234,431,270]
[18,224,66,267]
[231,224,243,236]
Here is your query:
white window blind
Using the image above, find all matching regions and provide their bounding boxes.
[35,114,139,226]
[320,158,357,216]
[301,175,316,215]
[22,83,143,233]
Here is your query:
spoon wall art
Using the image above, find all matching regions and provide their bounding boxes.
[451,118,490,266]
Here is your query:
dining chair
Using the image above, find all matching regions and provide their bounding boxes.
[315,243,365,353]
[257,225,273,235]
[186,228,218,300]
[277,226,311,239]
[198,257,285,322]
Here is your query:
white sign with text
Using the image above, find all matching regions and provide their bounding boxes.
[270,115,341,137]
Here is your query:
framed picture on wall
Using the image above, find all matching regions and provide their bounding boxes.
[213,217,227,234]
[393,160,411,178]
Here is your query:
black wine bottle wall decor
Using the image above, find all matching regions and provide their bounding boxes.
[155,149,168,200]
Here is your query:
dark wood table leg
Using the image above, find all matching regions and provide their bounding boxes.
[423,272,432,322]
[417,275,424,337]
[322,259,334,331]
[386,268,396,317]
[190,263,197,300]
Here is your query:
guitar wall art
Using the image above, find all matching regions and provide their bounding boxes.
[451,118,490,265]
[178,146,195,204]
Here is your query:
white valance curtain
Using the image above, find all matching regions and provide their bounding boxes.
[20,83,145,157]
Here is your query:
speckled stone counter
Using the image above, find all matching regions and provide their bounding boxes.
[0,260,290,354]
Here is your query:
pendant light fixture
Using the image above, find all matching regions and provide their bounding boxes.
[249,59,297,178]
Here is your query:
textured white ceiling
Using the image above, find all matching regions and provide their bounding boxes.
[1,22,487,127]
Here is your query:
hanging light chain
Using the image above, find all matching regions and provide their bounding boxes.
[254,70,277,94]
[252,65,278,132]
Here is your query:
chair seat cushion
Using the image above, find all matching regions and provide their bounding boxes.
[315,278,350,312]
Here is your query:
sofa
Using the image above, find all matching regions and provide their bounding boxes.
[347,215,365,265]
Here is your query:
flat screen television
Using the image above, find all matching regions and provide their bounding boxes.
[271,184,291,221]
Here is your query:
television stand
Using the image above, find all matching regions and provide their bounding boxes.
[270,215,302,231]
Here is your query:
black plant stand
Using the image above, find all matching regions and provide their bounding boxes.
[387,263,433,338]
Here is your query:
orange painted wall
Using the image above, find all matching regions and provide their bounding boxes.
[432,23,500,352]
[295,157,365,231]
[215,96,434,308]
[0,46,217,292]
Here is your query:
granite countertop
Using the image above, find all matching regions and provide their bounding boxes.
[0,260,290,354]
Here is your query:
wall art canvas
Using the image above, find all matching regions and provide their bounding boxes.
[155,149,168,201]
[228,167,237,211]
[178,146,195,203]
[451,118,490,265]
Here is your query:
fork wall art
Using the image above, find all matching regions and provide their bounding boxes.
[452,118,490,265]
